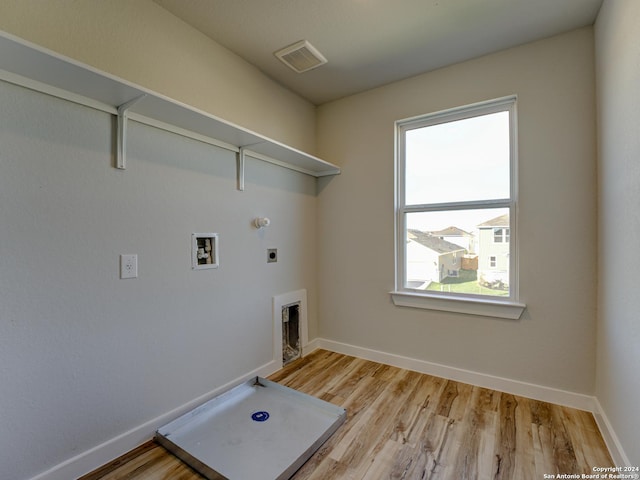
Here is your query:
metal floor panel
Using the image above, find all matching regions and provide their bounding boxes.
[156,377,346,480]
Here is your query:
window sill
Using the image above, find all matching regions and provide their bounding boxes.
[390,291,526,320]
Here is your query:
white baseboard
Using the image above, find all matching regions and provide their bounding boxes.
[592,398,632,467]
[314,338,597,411]
[33,339,630,479]
[312,338,636,465]
[310,338,634,467]
[303,337,321,356]
[30,360,280,480]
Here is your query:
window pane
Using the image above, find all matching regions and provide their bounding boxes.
[405,111,510,205]
[405,209,509,296]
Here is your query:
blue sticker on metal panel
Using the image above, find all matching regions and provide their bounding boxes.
[251,411,270,422]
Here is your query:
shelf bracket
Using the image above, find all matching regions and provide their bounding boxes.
[116,94,146,169]
[237,147,246,191]
[236,143,268,191]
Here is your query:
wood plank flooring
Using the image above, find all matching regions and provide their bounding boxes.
[80,350,613,480]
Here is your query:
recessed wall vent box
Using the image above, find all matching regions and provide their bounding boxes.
[192,233,219,270]
[156,377,346,480]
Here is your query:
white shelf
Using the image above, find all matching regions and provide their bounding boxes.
[0,30,340,179]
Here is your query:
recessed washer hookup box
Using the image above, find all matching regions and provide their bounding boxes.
[156,377,347,480]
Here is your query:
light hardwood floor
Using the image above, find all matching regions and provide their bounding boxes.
[80,350,613,480]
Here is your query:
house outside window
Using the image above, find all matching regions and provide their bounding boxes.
[392,96,523,317]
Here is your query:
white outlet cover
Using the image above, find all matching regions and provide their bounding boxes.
[120,254,138,279]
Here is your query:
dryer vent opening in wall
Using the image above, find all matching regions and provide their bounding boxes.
[273,289,307,368]
[282,302,301,365]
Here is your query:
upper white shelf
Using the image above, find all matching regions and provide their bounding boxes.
[0,31,340,178]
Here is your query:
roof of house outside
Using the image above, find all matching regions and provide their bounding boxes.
[477,214,509,228]
[407,229,467,254]
[428,226,472,237]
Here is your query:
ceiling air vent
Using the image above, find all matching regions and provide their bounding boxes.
[274,40,327,73]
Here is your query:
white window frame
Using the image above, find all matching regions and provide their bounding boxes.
[391,96,525,319]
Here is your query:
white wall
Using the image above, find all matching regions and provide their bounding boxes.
[0,2,321,480]
[3,0,634,476]
[595,0,640,465]
[0,77,318,480]
[0,0,316,153]
[317,28,597,394]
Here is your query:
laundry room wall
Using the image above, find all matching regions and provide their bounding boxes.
[0,1,321,479]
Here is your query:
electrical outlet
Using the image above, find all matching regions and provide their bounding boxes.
[120,254,138,279]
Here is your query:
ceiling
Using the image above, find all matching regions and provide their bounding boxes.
[154,0,603,105]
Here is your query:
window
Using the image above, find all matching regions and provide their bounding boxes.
[493,228,509,243]
[392,96,524,319]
